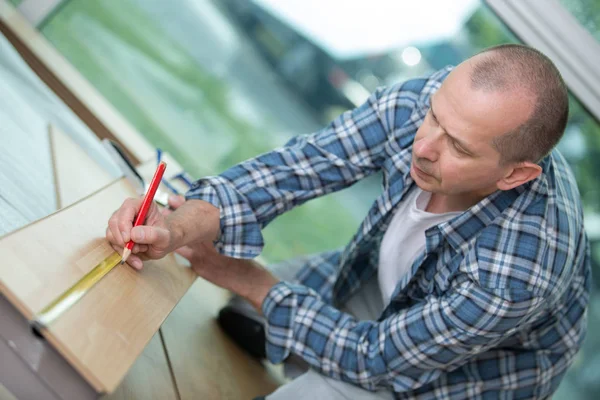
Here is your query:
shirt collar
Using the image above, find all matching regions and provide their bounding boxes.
[427,156,551,253]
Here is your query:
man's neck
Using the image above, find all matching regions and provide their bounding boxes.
[426,190,494,214]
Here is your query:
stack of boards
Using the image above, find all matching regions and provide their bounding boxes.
[0,3,282,397]
[0,125,197,395]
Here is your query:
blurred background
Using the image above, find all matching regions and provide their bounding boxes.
[9,0,599,397]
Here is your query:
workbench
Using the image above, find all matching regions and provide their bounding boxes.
[0,2,282,398]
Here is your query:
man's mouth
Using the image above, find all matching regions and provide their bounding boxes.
[413,162,432,178]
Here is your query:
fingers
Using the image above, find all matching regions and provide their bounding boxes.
[111,244,144,270]
[132,244,149,254]
[117,198,142,243]
[130,225,170,249]
[107,212,124,247]
[107,197,142,247]
[168,195,186,209]
[106,226,115,245]
[162,195,186,217]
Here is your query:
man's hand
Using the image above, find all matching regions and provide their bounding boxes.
[106,194,219,270]
[177,241,280,311]
[106,196,180,269]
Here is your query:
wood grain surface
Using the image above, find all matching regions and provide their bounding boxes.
[0,3,284,396]
[161,279,283,400]
[49,124,115,209]
[47,134,182,398]
[0,179,196,393]
[103,333,178,400]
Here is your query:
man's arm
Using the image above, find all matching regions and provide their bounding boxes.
[107,68,451,267]
[185,70,448,259]
[166,198,220,249]
[105,82,410,266]
[260,279,545,392]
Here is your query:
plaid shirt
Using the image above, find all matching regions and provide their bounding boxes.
[186,67,591,399]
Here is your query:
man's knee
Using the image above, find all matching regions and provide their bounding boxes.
[265,369,394,400]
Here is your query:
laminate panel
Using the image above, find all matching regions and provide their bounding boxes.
[0,179,196,393]
[161,280,283,399]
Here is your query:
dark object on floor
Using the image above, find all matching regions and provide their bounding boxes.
[218,305,267,359]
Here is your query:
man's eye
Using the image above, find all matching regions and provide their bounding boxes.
[453,141,467,154]
[429,111,438,125]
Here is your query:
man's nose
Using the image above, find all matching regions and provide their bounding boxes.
[414,130,441,162]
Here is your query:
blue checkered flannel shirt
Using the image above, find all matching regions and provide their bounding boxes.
[186,67,591,399]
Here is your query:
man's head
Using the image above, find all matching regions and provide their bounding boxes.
[411,44,568,208]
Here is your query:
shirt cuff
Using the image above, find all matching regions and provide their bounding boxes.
[185,176,264,258]
[262,281,317,364]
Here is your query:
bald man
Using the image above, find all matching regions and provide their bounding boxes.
[107,44,590,399]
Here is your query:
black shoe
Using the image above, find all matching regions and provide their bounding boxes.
[217,298,267,359]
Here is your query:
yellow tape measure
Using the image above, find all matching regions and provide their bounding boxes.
[31,252,123,332]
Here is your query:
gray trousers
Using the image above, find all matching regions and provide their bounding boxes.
[232,254,394,400]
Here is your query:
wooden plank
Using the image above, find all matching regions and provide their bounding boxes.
[0,0,153,165]
[161,279,283,400]
[0,86,56,227]
[49,124,115,209]
[48,127,179,399]
[0,179,196,393]
[103,332,178,400]
[0,383,17,400]
[0,197,30,237]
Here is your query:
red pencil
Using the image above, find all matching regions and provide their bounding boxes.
[121,161,167,264]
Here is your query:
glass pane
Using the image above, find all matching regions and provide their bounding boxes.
[559,0,600,42]
[41,0,522,263]
[553,96,600,400]
[41,2,599,397]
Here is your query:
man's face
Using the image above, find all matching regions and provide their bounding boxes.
[411,59,533,200]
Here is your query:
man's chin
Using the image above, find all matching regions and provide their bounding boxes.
[411,169,440,193]
[411,167,430,185]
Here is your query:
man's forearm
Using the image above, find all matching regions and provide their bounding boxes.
[167,199,220,250]
[228,258,280,311]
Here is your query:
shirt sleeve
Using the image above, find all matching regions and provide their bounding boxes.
[261,279,544,392]
[185,70,450,258]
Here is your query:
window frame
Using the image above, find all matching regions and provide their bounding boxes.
[485,0,600,121]
[19,0,600,122]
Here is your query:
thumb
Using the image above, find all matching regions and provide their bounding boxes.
[175,245,195,261]
[131,225,170,249]
[168,195,186,210]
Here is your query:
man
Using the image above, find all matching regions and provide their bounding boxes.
[107,44,591,399]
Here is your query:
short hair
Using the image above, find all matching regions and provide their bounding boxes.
[470,44,569,164]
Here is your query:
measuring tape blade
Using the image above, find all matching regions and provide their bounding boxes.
[31,252,123,332]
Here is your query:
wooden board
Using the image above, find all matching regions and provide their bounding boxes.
[49,123,115,209]
[48,130,179,399]
[0,179,196,393]
[0,0,153,165]
[161,279,283,399]
[103,332,178,400]
[0,383,17,400]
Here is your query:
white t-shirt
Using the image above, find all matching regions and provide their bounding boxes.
[378,187,461,306]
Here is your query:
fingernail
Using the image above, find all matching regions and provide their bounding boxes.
[133,260,143,269]
[121,231,128,242]
[133,229,144,241]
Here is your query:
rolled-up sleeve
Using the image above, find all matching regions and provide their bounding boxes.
[261,280,544,392]
[185,80,425,258]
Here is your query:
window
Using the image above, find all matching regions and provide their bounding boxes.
[559,0,600,42]
[39,0,524,263]
[36,1,599,397]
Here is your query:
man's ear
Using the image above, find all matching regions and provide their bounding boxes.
[496,161,542,191]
